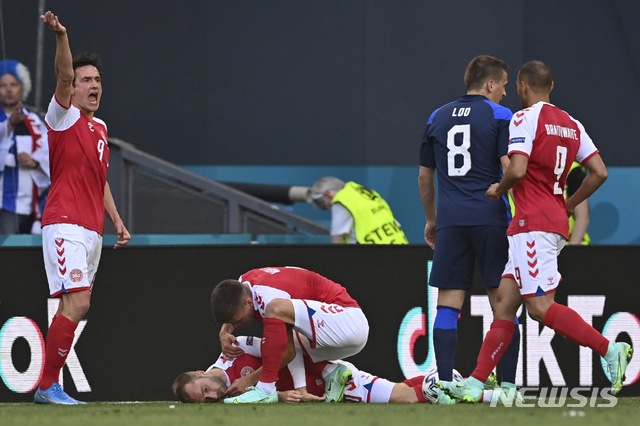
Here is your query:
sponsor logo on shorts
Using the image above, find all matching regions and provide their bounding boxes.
[70,269,83,283]
[240,366,255,376]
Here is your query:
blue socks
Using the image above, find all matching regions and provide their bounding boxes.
[499,316,520,384]
[433,306,460,381]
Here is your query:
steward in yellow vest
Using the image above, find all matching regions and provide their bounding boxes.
[331,181,408,244]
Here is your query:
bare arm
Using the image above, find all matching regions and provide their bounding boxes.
[486,154,529,200]
[568,199,590,245]
[565,154,607,217]
[104,181,131,248]
[499,154,510,171]
[418,166,437,248]
[41,11,73,107]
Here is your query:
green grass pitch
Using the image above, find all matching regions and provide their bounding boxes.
[2,398,640,426]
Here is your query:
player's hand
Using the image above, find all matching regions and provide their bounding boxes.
[296,387,325,402]
[486,183,502,200]
[41,11,67,35]
[224,374,257,397]
[113,222,131,249]
[278,390,303,403]
[424,221,436,249]
[220,331,243,360]
[566,204,575,218]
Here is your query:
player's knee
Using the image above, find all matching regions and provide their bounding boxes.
[62,293,91,321]
[525,305,545,323]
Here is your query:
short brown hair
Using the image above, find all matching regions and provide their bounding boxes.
[518,60,553,92]
[172,372,198,403]
[72,52,103,86]
[211,279,249,323]
[464,55,509,91]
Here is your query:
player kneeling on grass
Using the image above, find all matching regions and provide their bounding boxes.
[211,267,369,404]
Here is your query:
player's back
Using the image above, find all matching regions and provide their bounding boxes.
[507,102,596,238]
[239,267,359,308]
[421,94,512,229]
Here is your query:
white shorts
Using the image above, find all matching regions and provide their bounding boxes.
[43,223,102,297]
[502,231,565,298]
[336,360,395,403]
[290,299,369,363]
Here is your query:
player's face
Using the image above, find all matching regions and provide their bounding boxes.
[72,65,102,115]
[229,300,254,328]
[0,74,22,108]
[183,376,227,403]
[487,71,508,104]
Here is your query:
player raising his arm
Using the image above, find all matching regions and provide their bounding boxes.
[34,11,131,405]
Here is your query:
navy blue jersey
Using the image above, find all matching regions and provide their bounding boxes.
[420,94,512,229]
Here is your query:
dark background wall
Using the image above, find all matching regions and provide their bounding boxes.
[3,1,639,166]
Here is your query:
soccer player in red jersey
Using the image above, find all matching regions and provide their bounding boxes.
[439,61,633,402]
[34,11,131,405]
[210,267,369,403]
[173,335,460,404]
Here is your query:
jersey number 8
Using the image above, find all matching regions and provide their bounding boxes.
[447,124,471,176]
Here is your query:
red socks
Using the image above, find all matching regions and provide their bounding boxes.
[403,375,425,387]
[40,315,78,390]
[471,319,515,383]
[412,383,429,403]
[543,303,609,357]
[260,318,288,384]
[404,375,429,403]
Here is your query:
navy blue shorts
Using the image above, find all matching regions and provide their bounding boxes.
[428,225,508,290]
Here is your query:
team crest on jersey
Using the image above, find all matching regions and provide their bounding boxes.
[260,267,280,275]
[240,366,255,376]
[88,122,94,132]
[70,269,84,283]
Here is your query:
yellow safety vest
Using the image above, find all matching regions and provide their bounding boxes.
[331,182,408,244]
[565,162,590,245]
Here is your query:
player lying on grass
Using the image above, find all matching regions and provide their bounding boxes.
[172,335,504,404]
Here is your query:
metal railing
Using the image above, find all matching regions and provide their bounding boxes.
[106,138,328,238]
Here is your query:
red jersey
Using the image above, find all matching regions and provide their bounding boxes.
[42,95,110,234]
[211,350,326,396]
[239,267,360,322]
[507,102,598,239]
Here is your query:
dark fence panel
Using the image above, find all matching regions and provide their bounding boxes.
[3,1,639,166]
